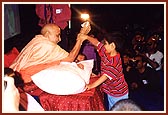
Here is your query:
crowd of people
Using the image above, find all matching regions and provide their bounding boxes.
[121,31,164,111]
[79,25,164,111]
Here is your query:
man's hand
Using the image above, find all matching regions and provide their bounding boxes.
[80,21,91,35]
[77,63,84,69]
[77,33,88,42]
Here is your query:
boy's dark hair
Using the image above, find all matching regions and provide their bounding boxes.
[104,32,125,52]
[79,53,87,60]
[111,99,142,111]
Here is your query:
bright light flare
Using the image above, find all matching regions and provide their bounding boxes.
[81,13,90,21]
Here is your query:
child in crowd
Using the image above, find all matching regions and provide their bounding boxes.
[75,53,97,77]
[79,31,129,110]
[75,53,87,70]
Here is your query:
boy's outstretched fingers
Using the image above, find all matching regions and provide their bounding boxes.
[85,84,91,90]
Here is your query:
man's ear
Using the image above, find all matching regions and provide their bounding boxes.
[43,31,49,37]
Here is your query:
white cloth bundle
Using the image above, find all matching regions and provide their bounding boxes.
[31,59,94,95]
[3,76,20,112]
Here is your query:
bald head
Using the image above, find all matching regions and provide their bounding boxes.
[41,23,60,36]
[40,23,61,43]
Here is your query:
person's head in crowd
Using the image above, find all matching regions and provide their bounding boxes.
[103,32,125,53]
[146,34,159,53]
[75,53,87,63]
[110,99,142,111]
[4,67,24,88]
[4,68,22,112]
[132,31,145,45]
[41,23,61,43]
[134,55,147,70]
[132,31,146,54]
[122,49,134,66]
[124,54,147,71]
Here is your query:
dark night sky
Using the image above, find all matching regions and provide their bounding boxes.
[15,3,164,52]
[18,3,164,33]
[4,3,165,60]
[70,4,164,33]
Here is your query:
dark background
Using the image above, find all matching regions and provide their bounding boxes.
[71,4,164,32]
[4,3,164,53]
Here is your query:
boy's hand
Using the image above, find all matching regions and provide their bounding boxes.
[77,33,88,42]
[91,73,97,77]
[85,84,93,90]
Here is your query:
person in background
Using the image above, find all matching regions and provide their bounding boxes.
[126,55,163,111]
[110,99,142,111]
[75,53,87,70]
[131,31,146,55]
[75,53,97,77]
[35,4,71,30]
[36,4,71,51]
[81,33,100,74]
[3,68,20,112]
[79,31,129,110]
[121,49,136,85]
[75,53,87,63]
[3,67,44,112]
[139,34,163,71]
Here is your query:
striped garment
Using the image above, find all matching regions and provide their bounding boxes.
[97,42,128,97]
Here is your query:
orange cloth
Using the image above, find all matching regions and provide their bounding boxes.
[10,35,69,82]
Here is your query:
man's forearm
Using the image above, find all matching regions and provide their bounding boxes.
[61,39,83,62]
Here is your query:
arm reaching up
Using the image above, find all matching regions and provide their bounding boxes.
[61,22,91,62]
[78,33,100,47]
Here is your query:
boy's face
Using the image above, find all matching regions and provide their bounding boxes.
[104,41,114,54]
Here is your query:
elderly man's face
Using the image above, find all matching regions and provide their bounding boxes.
[47,25,61,43]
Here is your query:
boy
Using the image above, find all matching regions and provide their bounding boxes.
[75,53,87,69]
[79,32,129,110]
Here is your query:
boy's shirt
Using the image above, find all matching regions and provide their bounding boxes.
[97,42,128,97]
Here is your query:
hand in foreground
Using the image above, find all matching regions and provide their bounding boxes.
[77,63,84,69]
[77,33,88,42]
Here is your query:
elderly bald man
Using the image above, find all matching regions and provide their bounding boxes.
[10,23,91,83]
